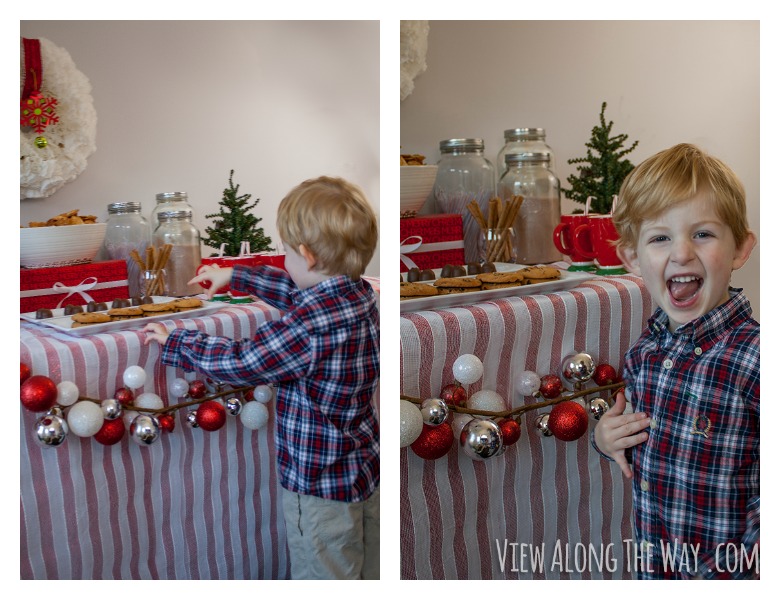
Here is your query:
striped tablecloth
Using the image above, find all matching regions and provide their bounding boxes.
[400,273,652,580]
[20,301,289,580]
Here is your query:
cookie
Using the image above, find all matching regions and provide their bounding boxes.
[400,282,439,299]
[476,270,526,285]
[173,297,203,311]
[433,276,482,294]
[108,307,144,320]
[71,312,112,327]
[521,265,561,284]
[140,302,176,315]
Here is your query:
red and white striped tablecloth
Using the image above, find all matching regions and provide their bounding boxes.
[20,301,289,580]
[400,273,652,579]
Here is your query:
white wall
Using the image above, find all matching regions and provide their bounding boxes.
[19,20,380,277]
[401,20,760,320]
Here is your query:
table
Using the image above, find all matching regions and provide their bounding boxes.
[400,272,652,579]
[20,301,289,580]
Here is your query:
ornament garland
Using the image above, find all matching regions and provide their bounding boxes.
[401,351,624,460]
[21,362,273,448]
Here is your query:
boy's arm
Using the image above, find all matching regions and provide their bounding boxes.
[231,264,297,311]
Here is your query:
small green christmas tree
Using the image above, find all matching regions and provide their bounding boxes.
[563,102,639,214]
[202,170,273,256]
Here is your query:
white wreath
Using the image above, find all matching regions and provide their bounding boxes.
[400,20,429,102]
[20,38,97,200]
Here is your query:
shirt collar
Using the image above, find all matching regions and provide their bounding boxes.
[647,288,753,347]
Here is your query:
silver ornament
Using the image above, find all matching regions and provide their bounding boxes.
[589,398,610,420]
[561,352,596,384]
[459,418,503,460]
[186,409,200,428]
[535,413,553,437]
[101,398,123,420]
[130,414,160,445]
[420,398,448,426]
[35,413,69,447]
[225,396,243,416]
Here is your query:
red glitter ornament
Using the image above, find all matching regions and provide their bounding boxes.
[593,364,618,386]
[498,418,522,445]
[94,418,125,445]
[114,387,134,406]
[20,375,58,412]
[539,374,563,399]
[189,380,208,399]
[410,423,454,460]
[196,400,226,431]
[158,414,175,433]
[548,401,589,441]
[21,363,31,385]
[440,383,467,407]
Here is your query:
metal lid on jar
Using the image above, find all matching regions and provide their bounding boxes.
[503,128,546,142]
[505,151,551,165]
[155,191,189,203]
[439,138,485,153]
[156,209,193,220]
[107,202,143,214]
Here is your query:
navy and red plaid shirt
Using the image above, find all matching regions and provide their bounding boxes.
[621,289,759,579]
[160,265,380,503]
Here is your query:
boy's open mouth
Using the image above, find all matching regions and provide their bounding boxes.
[667,275,702,304]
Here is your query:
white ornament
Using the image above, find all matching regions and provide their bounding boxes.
[56,381,80,406]
[452,354,484,385]
[122,366,147,390]
[67,400,104,437]
[466,389,505,413]
[253,384,274,404]
[240,401,269,430]
[515,370,541,397]
[134,392,164,411]
[20,38,97,200]
[400,400,424,447]
[169,378,190,398]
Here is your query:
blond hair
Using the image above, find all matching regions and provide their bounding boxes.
[277,176,378,280]
[613,143,750,250]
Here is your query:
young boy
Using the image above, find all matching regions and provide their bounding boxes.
[594,143,759,579]
[143,176,380,580]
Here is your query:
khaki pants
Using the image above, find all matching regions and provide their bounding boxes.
[281,486,380,580]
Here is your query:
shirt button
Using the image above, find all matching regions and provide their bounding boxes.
[694,347,703,356]
[663,359,673,369]
[640,479,650,491]
[649,419,658,430]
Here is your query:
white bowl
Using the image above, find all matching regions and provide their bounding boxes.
[401,165,438,214]
[21,223,107,268]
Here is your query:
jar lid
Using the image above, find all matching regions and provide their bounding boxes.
[155,191,189,202]
[157,209,192,220]
[107,202,142,214]
[439,138,484,153]
[505,151,551,165]
[503,128,546,142]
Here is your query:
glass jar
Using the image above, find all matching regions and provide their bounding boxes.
[499,152,562,264]
[497,128,556,180]
[150,191,193,229]
[434,138,496,264]
[153,209,202,296]
[103,202,152,297]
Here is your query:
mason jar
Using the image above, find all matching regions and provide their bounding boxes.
[499,152,562,264]
[434,138,496,264]
[153,209,202,296]
[103,202,151,297]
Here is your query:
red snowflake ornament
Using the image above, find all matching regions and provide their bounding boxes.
[21,92,59,134]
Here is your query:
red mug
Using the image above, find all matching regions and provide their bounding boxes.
[572,215,626,275]
[553,214,596,271]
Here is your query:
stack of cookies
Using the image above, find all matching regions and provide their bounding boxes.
[69,297,203,327]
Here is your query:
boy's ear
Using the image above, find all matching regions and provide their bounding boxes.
[616,244,641,276]
[298,244,318,270]
[732,231,757,271]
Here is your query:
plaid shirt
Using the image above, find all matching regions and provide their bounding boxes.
[160,265,380,503]
[621,289,759,579]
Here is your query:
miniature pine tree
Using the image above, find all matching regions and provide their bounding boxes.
[562,102,639,214]
[201,170,273,256]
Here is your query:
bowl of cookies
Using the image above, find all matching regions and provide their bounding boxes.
[401,155,437,215]
[21,210,106,268]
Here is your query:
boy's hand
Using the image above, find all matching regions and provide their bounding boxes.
[143,322,170,346]
[189,265,234,298]
[594,390,651,479]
